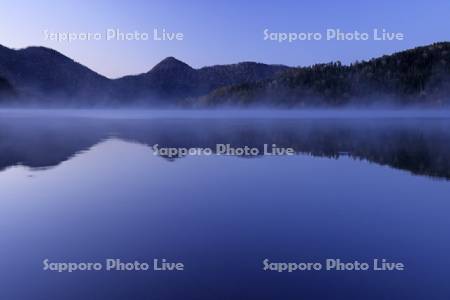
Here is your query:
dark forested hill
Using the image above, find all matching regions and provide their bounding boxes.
[197,62,289,92]
[0,44,287,105]
[201,42,450,107]
[112,57,288,103]
[0,45,111,103]
[0,42,449,106]
[0,76,15,100]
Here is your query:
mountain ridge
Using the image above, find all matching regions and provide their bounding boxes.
[0,44,288,104]
[201,42,450,107]
[0,42,449,106]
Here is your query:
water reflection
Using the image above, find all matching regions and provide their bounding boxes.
[1,111,450,299]
[0,115,449,179]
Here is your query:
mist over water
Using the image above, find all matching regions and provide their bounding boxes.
[2,107,450,119]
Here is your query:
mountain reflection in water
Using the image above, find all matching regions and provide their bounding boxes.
[0,111,449,180]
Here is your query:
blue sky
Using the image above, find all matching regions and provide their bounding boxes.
[1,0,449,78]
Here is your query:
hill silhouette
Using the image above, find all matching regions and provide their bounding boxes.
[0,42,449,106]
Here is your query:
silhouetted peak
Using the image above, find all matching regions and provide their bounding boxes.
[161,56,181,63]
[150,57,194,73]
[19,46,70,59]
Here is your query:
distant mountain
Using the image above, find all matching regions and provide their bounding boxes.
[201,42,450,107]
[198,62,289,91]
[0,42,449,106]
[0,44,288,105]
[113,57,288,104]
[0,45,111,103]
[113,57,200,103]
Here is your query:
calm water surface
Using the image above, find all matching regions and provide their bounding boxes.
[0,110,449,299]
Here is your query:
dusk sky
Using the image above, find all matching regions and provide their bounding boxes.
[1,0,449,78]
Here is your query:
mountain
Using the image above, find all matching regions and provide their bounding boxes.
[113,57,288,104]
[0,42,449,106]
[0,45,111,103]
[0,43,287,105]
[113,57,200,103]
[198,62,289,89]
[201,42,450,107]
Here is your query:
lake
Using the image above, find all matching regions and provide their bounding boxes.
[0,109,449,299]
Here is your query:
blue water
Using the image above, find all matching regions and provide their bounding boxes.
[0,110,449,299]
